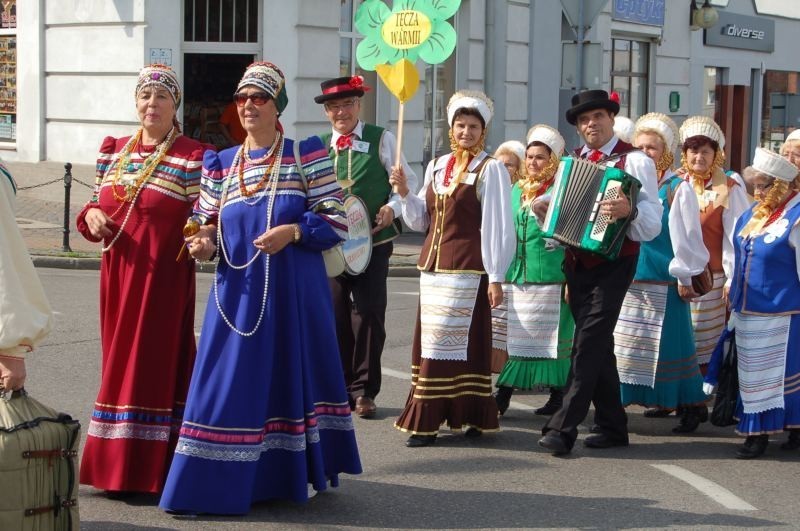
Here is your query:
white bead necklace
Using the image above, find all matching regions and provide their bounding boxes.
[213,137,284,337]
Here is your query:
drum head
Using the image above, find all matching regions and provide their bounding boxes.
[342,195,373,275]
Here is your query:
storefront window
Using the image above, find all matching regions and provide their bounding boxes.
[0,0,15,142]
[339,0,377,125]
[184,0,258,43]
[182,0,260,149]
[423,60,455,167]
[761,70,800,151]
[610,38,649,120]
[702,67,723,122]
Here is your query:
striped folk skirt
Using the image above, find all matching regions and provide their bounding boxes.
[690,272,727,367]
[395,274,499,436]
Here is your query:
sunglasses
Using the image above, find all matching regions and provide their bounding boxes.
[233,92,271,107]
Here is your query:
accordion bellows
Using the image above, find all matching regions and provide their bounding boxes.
[542,157,641,260]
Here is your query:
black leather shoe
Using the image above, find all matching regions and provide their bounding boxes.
[780,430,800,450]
[406,435,437,448]
[736,434,769,459]
[494,387,513,416]
[465,427,482,437]
[589,424,602,434]
[534,387,564,416]
[643,407,674,418]
[583,433,629,449]
[538,433,571,456]
[672,405,708,433]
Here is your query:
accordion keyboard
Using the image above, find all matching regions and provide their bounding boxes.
[589,181,621,241]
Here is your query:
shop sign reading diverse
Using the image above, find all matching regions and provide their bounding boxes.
[704,11,775,52]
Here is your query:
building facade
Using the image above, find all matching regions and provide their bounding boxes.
[7,0,800,176]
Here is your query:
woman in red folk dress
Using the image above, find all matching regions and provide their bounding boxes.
[76,64,208,495]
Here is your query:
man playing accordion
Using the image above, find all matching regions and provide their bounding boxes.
[533,90,662,455]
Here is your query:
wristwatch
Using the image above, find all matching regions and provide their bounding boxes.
[293,223,302,243]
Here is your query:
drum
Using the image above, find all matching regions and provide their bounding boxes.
[341,194,373,275]
[323,194,373,277]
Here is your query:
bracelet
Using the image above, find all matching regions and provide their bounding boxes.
[293,223,303,243]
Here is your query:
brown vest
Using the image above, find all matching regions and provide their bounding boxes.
[699,177,738,273]
[417,156,492,273]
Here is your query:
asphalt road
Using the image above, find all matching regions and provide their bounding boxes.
[23,268,800,530]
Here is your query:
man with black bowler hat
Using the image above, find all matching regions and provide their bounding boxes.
[532,89,662,455]
[316,75,418,419]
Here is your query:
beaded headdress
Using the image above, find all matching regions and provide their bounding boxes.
[527,124,565,156]
[236,62,288,113]
[752,147,797,182]
[679,115,725,150]
[135,64,181,107]
[786,129,800,143]
[613,116,635,144]
[495,140,526,163]
[635,112,680,153]
[447,90,494,127]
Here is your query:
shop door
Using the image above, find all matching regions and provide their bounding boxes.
[182,0,261,149]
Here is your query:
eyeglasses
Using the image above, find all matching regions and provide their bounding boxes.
[324,99,357,113]
[753,182,774,192]
[233,92,271,107]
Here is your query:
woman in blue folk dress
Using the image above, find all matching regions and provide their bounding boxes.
[160,62,361,515]
[615,113,711,433]
[708,147,800,459]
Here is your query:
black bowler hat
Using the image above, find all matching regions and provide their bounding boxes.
[314,75,371,104]
[565,89,620,125]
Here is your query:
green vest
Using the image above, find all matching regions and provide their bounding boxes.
[321,124,400,245]
[506,183,567,284]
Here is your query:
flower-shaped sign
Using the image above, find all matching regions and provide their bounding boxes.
[355,0,460,71]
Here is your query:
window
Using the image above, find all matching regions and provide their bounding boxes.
[184,0,258,43]
[0,0,15,142]
[423,60,455,166]
[702,67,722,121]
[761,69,800,151]
[339,0,377,124]
[610,38,649,120]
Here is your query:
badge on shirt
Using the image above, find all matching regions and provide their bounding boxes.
[763,218,789,244]
[463,172,477,185]
[351,140,370,153]
[702,190,718,204]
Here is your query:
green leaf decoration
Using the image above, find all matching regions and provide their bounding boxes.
[408,0,460,20]
[356,37,391,72]
[354,0,460,70]
[354,0,391,36]
[417,20,457,64]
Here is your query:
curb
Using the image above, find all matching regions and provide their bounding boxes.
[31,255,422,277]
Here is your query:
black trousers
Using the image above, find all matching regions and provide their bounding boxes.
[329,242,392,403]
[543,253,638,449]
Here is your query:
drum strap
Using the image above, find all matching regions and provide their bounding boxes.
[293,141,308,191]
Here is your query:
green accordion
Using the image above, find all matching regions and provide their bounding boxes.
[542,156,641,260]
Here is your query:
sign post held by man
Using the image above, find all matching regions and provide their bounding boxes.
[354,0,461,190]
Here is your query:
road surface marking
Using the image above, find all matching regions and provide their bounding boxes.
[390,291,419,296]
[650,464,757,511]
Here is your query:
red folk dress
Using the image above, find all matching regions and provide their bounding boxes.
[76,135,206,493]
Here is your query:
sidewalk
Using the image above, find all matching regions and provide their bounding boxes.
[8,159,424,275]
